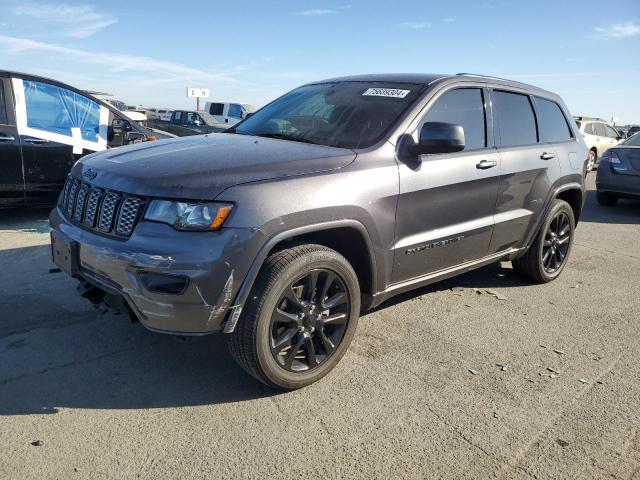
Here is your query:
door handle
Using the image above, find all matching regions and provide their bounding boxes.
[0,135,16,142]
[24,137,50,144]
[540,152,556,160]
[476,159,497,169]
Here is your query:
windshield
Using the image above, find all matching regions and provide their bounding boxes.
[233,82,426,149]
[622,132,640,146]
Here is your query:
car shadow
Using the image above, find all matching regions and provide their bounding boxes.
[0,243,276,416]
[368,261,527,313]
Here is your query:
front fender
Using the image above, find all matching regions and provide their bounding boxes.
[221,219,377,333]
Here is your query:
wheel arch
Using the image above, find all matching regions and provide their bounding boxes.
[517,182,584,256]
[555,186,584,225]
[223,220,377,333]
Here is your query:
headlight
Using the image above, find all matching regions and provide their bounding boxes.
[144,200,233,231]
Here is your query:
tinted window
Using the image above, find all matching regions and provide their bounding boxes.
[535,97,572,142]
[228,104,243,118]
[0,84,7,124]
[493,91,537,147]
[584,123,594,135]
[23,80,101,142]
[594,123,606,137]
[420,88,486,150]
[208,103,224,115]
[604,125,618,138]
[186,112,202,125]
[172,111,182,123]
[622,133,640,146]
[237,82,426,149]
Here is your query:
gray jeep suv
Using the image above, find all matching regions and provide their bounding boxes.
[50,73,587,389]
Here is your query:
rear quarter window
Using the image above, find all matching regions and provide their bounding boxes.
[584,123,594,135]
[535,97,572,143]
[493,90,537,147]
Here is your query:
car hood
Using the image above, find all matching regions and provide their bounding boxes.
[73,133,356,200]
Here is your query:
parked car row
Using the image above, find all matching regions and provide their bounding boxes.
[146,110,228,136]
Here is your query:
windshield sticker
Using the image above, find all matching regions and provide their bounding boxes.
[362,88,411,99]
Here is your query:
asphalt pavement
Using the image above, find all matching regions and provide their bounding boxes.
[1,174,639,479]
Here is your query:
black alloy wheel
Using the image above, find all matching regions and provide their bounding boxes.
[270,269,349,372]
[541,211,571,274]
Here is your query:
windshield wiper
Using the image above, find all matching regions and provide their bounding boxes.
[255,132,320,145]
[225,127,255,135]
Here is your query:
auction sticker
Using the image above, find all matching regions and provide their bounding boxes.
[362,88,410,98]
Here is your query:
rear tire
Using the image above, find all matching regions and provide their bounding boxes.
[587,149,597,172]
[513,199,575,283]
[226,244,360,390]
[596,191,618,206]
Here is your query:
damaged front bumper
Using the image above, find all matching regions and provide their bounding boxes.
[49,207,262,334]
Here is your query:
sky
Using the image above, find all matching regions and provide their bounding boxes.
[0,0,639,123]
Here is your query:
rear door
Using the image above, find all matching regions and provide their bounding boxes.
[393,86,500,283]
[533,96,579,175]
[489,88,562,253]
[0,76,24,207]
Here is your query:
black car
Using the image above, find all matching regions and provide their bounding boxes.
[147,110,227,136]
[596,133,640,205]
[0,70,161,207]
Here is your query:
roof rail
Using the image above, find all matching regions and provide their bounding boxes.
[455,72,534,87]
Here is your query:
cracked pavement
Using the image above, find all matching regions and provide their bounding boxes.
[1,175,639,479]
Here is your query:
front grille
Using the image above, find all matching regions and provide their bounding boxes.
[73,184,90,221]
[116,197,143,236]
[59,176,144,238]
[83,188,103,227]
[97,192,120,232]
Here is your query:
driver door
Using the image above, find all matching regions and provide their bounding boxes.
[12,77,109,205]
[392,86,500,283]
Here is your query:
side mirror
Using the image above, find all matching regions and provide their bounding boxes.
[112,117,132,133]
[416,122,465,155]
[245,112,254,120]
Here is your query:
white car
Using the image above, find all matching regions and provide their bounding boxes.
[203,102,256,126]
[574,117,622,172]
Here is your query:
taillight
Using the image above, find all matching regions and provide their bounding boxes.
[602,151,628,172]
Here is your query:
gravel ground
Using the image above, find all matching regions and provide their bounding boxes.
[1,175,639,479]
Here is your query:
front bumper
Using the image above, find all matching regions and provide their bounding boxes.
[50,207,263,334]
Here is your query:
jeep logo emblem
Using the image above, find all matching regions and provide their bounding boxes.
[83,168,98,180]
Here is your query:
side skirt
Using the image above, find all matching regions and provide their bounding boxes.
[370,247,523,308]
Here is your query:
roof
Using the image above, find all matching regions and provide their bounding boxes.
[306,72,556,97]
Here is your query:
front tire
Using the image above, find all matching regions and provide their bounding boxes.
[226,244,360,390]
[513,199,575,283]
